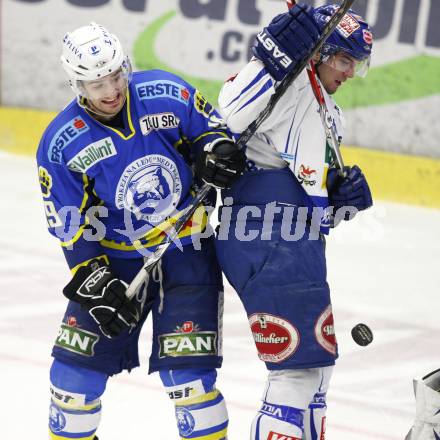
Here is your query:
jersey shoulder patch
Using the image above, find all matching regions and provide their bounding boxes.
[38,101,92,165]
[131,70,192,107]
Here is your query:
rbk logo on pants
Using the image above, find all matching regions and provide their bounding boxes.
[268,432,301,440]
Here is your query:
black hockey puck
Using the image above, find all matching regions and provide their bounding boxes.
[351,323,373,346]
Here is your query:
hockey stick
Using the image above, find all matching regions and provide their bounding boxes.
[240,0,354,148]
[125,0,354,300]
[125,184,212,299]
[306,62,346,176]
[288,0,349,177]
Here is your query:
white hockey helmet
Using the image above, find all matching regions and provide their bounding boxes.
[60,22,132,98]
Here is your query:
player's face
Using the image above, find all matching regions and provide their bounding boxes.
[81,69,128,116]
[317,52,358,95]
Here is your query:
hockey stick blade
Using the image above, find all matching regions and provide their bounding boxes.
[125,0,354,299]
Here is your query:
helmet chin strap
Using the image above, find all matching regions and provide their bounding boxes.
[313,55,325,80]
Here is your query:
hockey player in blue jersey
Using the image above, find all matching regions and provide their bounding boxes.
[37,22,245,440]
[216,4,373,439]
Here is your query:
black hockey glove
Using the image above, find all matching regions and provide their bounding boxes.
[196,139,246,189]
[327,165,373,224]
[63,259,140,339]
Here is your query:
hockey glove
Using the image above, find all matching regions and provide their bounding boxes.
[252,3,320,81]
[196,139,246,189]
[327,165,373,222]
[63,259,140,338]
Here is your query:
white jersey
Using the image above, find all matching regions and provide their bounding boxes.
[218,58,344,201]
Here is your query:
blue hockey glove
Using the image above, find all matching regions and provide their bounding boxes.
[63,259,140,338]
[327,165,373,222]
[196,139,246,189]
[252,3,320,81]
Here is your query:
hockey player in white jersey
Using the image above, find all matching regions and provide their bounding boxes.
[406,369,440,440]
[216,3,373,439]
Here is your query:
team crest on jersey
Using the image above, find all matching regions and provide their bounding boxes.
[315,305,337,355]
[48,116,89,163]
[249,313,299,363]
[115,154,182,223]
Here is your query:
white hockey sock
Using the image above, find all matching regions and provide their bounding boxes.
[251,401,304,440]
[303,392,327,440]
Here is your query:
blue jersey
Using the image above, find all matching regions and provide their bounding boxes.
[37,70,232,268]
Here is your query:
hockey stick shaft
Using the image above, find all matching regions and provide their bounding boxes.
[125,184,211,299]
[125,0,354,298]
[290,0,352,176]
[306,63,346,176]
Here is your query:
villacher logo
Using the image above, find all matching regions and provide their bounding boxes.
[249,313,299,363]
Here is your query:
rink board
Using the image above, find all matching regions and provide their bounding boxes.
[1,106,439,208]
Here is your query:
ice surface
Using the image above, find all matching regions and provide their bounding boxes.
[1,152,439,439]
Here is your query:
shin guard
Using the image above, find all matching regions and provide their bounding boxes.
[49,360,107,439]
[160,369,228,440]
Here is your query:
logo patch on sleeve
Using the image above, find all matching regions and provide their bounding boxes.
[38,166,53,197]
[136,80,190,105]
[48,116,89,163]
[249,313,299,363]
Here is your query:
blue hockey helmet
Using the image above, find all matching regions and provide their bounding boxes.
[314,4,373,76]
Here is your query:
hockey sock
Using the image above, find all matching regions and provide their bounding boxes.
[251,401,304,440]
[303,392,327,440]
[49,400,101,440]
[252,367,333,440]
[49,360,107,440]
[160,369,228,440]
